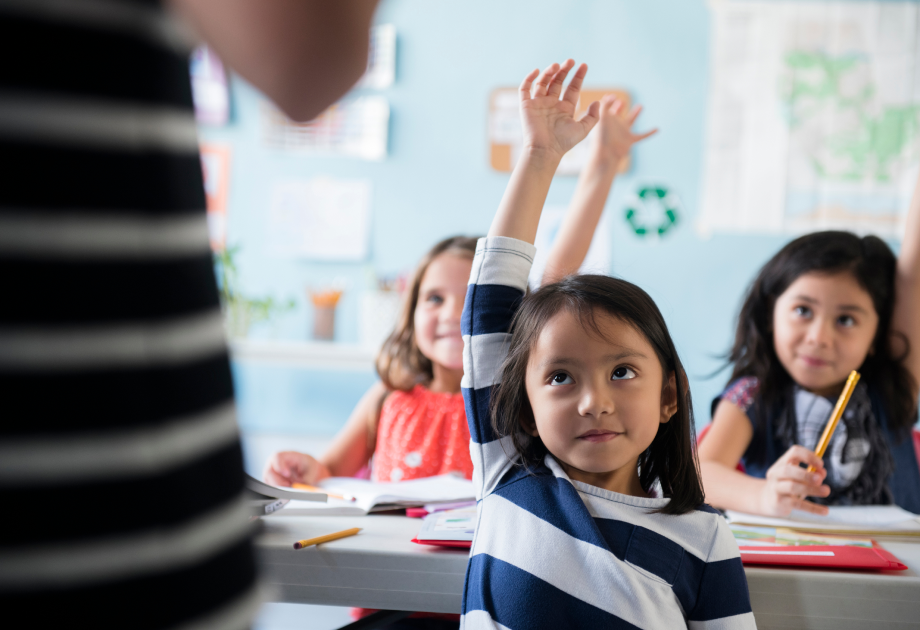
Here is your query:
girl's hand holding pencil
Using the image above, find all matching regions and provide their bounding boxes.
[759,446,830,517]
[807,371,861,472]
[757,371,861,518]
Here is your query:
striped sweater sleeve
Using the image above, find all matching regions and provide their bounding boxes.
[461,236,536,500]
[687,515,758,629]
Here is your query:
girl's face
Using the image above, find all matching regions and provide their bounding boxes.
[523,308,677,494]
[413,252,472,371]
[772,271,879,397]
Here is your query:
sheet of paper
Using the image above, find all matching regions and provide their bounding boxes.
[320,474,475,504]
[262,96,389,160]
[267,177,371,260]
[357,24,396,89]
[730,524,873,547]
[700,1,920,237]
[244,473,326,503]
[529,204,612,289]
[190,45,229,125]
[726,505,920,533]
[416,506,477,542]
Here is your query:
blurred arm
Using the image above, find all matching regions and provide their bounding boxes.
[169,0,379,121]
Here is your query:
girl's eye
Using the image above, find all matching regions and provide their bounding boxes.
[426,294,444,305]
[549,373,573,386]
[611,366,636,380]
[838,314,856,328]
[793,305,812,318]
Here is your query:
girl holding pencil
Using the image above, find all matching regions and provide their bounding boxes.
[699,174,920,517]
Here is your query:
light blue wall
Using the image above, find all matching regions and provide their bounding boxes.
[200,0,907,437]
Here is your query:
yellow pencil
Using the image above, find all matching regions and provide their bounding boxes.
[293,527,362,550]
[807,370,861,473]
[291,483,356,502]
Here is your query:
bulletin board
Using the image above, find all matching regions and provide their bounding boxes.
[488,87,632,175]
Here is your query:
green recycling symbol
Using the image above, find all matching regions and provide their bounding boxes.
[625,186,680,237]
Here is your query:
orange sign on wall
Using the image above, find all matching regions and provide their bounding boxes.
[199,143,231,251]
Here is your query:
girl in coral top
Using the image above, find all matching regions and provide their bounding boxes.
[264,235,477,485]
[264,97,656,489]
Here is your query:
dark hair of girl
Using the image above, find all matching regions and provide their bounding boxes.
[376,235,479,391]
[725,231,916,462]
[489,274,705,515]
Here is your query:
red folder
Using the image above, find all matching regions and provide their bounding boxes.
[739,544,907,570]
[411,537,472,549]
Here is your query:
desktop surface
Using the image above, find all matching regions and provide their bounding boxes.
[257,513,920,629]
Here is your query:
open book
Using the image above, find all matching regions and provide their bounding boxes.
[272,474,476,517]
[244,473,326,516]
[725,505,920,537]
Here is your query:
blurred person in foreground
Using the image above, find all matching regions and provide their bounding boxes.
[0,1,378,628]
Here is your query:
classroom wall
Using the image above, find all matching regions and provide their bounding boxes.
[198,0,910,444]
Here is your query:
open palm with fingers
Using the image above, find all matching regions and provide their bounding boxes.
[593,95,658,164]
[520,59,600,157]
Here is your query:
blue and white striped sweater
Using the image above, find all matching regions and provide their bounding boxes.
[460,236,756,630]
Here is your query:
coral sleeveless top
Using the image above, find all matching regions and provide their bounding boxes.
[372,384,473,482]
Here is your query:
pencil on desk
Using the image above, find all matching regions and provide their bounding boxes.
[291,483,356,502]
[807,370,861,473]
[293,527,362,550]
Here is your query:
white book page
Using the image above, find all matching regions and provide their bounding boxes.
[274,475,475,516]
[726,506,920,531]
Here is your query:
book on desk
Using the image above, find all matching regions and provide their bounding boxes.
[413,504,917,570]
[269,474,476,517]
[245,474,326,516]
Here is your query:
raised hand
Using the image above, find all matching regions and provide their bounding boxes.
[590,95,658,166]
[519,59,600,158]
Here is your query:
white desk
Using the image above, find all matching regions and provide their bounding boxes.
[257,514,920,629]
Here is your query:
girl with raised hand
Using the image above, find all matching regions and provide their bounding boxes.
[461,59,754,630]
[260,94,649,491]
[699,188,920,516]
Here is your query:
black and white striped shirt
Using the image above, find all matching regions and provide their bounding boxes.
[0,1,258,627]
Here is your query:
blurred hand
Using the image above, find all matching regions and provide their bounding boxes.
[758,445,830,517]
[590,95,657,166]
[263,450,330,487]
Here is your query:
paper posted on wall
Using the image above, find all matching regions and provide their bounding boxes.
[357,24,396,89]
[267,177,371,261]
[489,88,632,176]
[262,96,389,160]
[528,205,611,289]
[700,1,920,237]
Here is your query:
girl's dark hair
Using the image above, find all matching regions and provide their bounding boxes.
[726,231,916,460]
[376,235,479,391]
[489,274,705,515]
